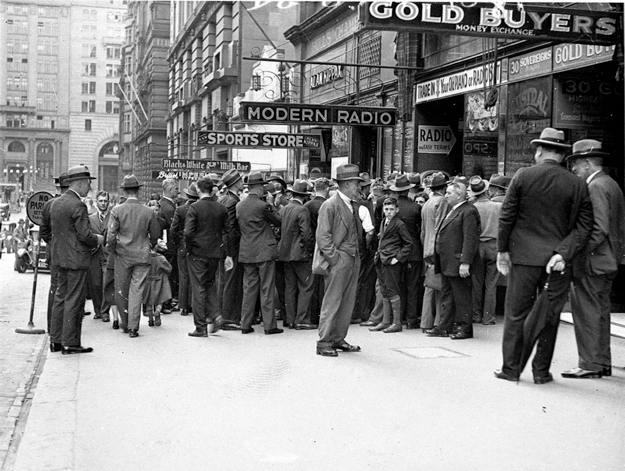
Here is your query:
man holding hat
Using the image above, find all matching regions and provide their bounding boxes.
[563,140,625,379]
[278,180,316,329]
[107,174,161,338]
[315,164,367,357]
[49,165,102,354]
[495,127,593,383]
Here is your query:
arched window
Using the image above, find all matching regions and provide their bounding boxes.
[8,141,25,152]
[99,141,119,194]
[37,142,54,180]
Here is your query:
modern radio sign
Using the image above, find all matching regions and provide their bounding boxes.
[360,2,620,45]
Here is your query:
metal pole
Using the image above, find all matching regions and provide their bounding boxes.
[15,238,45,335]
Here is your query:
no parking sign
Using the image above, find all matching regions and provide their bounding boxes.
[26,191,53,226]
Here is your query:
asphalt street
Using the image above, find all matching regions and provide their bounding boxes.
[0,207,624,470]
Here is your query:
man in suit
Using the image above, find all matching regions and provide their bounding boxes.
[279,180,316,330]
[304,177,330,326]
[87,190,110,322]
[316,164,366,357]
[563,140,625,379]
[427,182,480,340]
[158,178,180,313]
[107,175,160,338]
[220,169,245,330]
[48,166,102,355]
[185,176,231,337]
[236,172,283,335]
[495,128,593,384]
[171,183,199,317]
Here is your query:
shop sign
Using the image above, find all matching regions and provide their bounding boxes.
[198,131,321,149]
[360,2,621,45]
[417,125,456,154]
[239,102,397,126]
[310,65,345,90]
[154,159,251,180]
[415,62,499,104]
[26,191,53,226]
[553,43,616,72]
[309,15,360,55]
[554,76,616,128]
[508,47,552,81]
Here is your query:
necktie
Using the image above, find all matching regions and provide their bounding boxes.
[100,213,105,223]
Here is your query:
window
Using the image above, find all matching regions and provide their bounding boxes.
[106,46,121,59]
[123,113,131,133]
[106,64,119,77]
[82,101,89,112]
[89,100,96,112]
[85,119,92,131]
[106,82,119,95]
[83,63,97,76]
[81,82,96,94]
[82,44,97,58]
[105,101,120,114]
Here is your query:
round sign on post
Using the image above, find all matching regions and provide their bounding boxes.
[26,191,54,226]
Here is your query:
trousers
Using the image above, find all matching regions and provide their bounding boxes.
[50,267,87,347]
[187,255,220,331]
[114,258,150,331]
[240,261,277,331]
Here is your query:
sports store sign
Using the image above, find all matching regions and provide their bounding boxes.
[360,2,621,45]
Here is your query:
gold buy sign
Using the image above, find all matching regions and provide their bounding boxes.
[360,2,620,45]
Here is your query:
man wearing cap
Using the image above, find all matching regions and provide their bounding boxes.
[107,175,161,338]
[488,174,510,203]
[158,178,180,313]
[563,140,625,379]
[468,176,501,326]
[495,127,593,384]
[86,190,111,322]
[171,183,200,317]
[315,164,368,357]
[220,169,245,330]
[279,180,316,329]
[236,172,283,335]
[48,166,102,354]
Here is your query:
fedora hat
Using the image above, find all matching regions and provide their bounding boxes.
[489,174,511,190]
[119,174,143,189]
[389,174,416,192]
[566,139,610,162]
[448,175,469,188]
[247,171,266,186]
[334,164,364,182]
[407,172,421,188]
[266,174,286,189]
[359,172,373,187]
[184,183,199,199]
[222,169,242,187]
[468,175,489,196]
[65,165,96,182]
[290,180,311,196]
[530,127,571,149]
[426,171,449,188]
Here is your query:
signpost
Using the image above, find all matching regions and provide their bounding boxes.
[26,191,53,226]
[417,125,457,154]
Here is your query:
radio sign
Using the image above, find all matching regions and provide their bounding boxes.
[197,131,321,149]
[418,125,456,155]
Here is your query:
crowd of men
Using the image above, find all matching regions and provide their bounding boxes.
[37,127,625,385]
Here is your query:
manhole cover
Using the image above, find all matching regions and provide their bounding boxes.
[393,347,467,359]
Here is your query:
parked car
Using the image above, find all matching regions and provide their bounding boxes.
[0,203,10,221]
[15,233,48,273]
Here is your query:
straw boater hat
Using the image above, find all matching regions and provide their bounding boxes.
[65,165,97,182]
[489,174,511,190]
[530,127,571,149]
[334,164,364,182]
[565,139,610,163]
[222,169,242,187]
[389,174,416,192]
[119,174,143,189]
[468,175,489,196]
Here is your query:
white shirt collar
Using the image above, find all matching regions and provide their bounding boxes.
[337,190,354,212]
[586,170,601,184]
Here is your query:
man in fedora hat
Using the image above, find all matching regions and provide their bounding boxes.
[220,168,245,330]
[495,127,593,383]
[48,165,102,354]
[278,180,316,330]
[171,183,200,317]
[315,164,368,357]
[107,174,161,338]
[563,140,625,379]
[488,174,510,203]
[468,175,500,325]
[236,171,283,335]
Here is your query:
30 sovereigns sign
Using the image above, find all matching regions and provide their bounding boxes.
[239,102,397,126]
[360,2,621,45]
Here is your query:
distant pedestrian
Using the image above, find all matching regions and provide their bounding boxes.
[158,178,180,313]
[143,246,172,328]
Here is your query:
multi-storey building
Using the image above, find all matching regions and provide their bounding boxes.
[0,0,127,199]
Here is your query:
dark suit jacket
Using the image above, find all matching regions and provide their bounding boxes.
[171,202,191,249]
[573,171,625,276]
[397,195,423,261]
[498,160,593,266]
[435,201,480,277]
[221,190,241,258]
[49,190,99,270]
[89,211,109,258]
[184,197,228,259]
[316,193,359,265]
[158,197,177,254]
[236,194,281,263]
[377,216,413,265]
[278,199,314,262]
[304,196,326,232]
[107,199,160,265]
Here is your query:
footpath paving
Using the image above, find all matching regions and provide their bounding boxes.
[3,291,625,471]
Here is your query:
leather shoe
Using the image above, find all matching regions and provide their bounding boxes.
[406,323,417,330]
[350,318,362,324]
[494,369,519,382]
[241,327,254,334]
[121,327,129,334]
[112,320,119,330]
[180,309,188,316]
[208,315,224,334]
[383,324,402,333]
[129,329,139,338]
[148,319,155,327]
[333,342,361,352]
[360,320,377,327]
[83,311,91,316]
[265,328,284,335]
[101,316,110,323]
[425,327,448,337]
[602,366,612,377]
[50,342,63,352]
[62,346,93,355]
[161,308,172,314]
[534,373,554,384]
[316,347,338,357]
[284,322,295,329]
[561,367,602,379]
[222,322,241,331]
[93,313,102,320]
[369,323,390,332]
[188,329,208,338]
[450,331,473,340]
[294,324,318,330]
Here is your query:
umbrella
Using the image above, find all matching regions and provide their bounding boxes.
[517,273,554,375]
